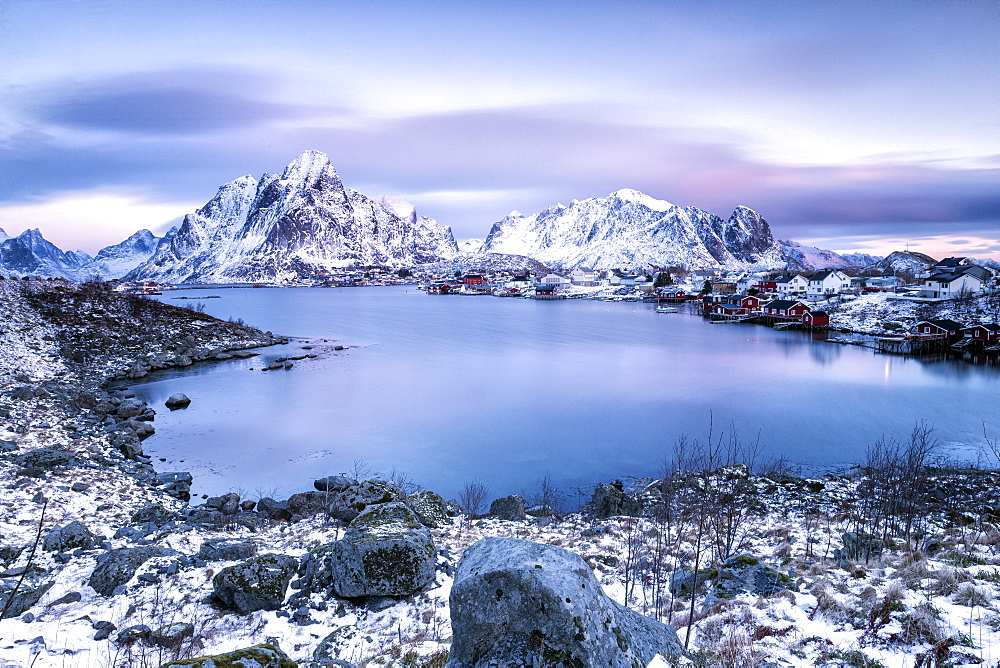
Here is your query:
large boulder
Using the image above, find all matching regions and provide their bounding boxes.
[329,479,406,522]
[164,393,191,410]
[327,502,436,598]
[11,446,77,469]
[834,531,884,562]
[489,494,526,521]
[447,537,683,667]
[43,521,100,552]
[314,475,356,492]
[88,547,174,597]
[161,643,297,667]
[212,554,298,614]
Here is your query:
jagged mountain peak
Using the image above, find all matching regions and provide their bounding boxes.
[126,151,458,283]
[482,189,782,270]
[0,227,9,243]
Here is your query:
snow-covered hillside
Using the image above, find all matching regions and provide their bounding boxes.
[778,240,855,271]
[480,189,785,270]
[871,251,937,276]
[127,151,460,283]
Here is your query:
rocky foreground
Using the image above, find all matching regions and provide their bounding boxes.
[2,279,1000,667]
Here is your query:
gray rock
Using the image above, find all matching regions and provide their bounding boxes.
[587,481,640,519]
[407,490,452,527]
[199,538,258,562]
[43,521,99,552]
[834,531,884,562]
[130,504,177,525]
[447,537,683,667]
[115,624,151,644]
[11,446,77,469]
[115,399,146,419]
[212,554,298,614]
[489,494,526,521]
[161,643,297,667]
[257,497,291,521]
[714,555,794,599]
[173,355,193,367]
[150,622,195,648]
[314,475,356,492]
[669,568,718,597]
[49,591,82,606]
[326,479,406,523]
[88,547,174,597]
[70,482,89,492]
[164,393,191,410]
[326,502,437,598]
[0,438,17,453]
[0,580,52,619]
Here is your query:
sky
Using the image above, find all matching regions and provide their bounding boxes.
[0,0,997,259]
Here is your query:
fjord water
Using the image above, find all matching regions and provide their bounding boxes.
[137,287,1000,500]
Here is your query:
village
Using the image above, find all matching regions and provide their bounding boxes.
[420,256,1000,358]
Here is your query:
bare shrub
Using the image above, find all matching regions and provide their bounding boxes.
[900,601,948,645]
[458,479,489,518]
[953,583,991,607]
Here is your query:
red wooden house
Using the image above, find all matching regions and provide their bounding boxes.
[911,319,965,340]
[962,323,1000,342]
[802,310,829,328]
[762,299,810,319]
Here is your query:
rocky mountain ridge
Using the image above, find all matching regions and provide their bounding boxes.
[480,189,787,270]
[125,151,460,283]
[0,227,168,281]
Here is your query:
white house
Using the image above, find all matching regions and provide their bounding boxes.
[775,274,809,296]
[539,273,571,287]
[569,267,597,286]
[807,270,851,296]
[919,264,992,299]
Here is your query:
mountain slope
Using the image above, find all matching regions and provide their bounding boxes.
[480,189,784,270]
[127,151,459,283]
[778,240,855,271]
[871,250,937,276]
[0,229,94,280]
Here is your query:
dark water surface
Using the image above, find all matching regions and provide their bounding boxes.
[133,286,1000,500]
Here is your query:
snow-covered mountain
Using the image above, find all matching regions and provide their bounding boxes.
[0,227,167,281]
[778,240,855,271]
[870,250,937,276]
[127,151,459,283]
[458,239,484,254]
[840,252,883,268]
[480,189,784,270]
[0,228,94,280]
[416,251,550,276]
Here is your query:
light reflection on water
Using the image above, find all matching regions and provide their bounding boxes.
[125,287,1000,500]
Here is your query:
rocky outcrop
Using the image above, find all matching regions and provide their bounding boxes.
[447,537,684,667]
[160,643,297,668]
[88,546,175,597]
[407,490,452,527]
[489,494,526,521]
[43,521,100,552]
[212,554,298,614]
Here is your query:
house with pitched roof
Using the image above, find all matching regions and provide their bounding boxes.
[807,270,851,296]
[919,264,992,299]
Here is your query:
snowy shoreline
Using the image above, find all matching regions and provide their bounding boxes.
[3,279,1000,667]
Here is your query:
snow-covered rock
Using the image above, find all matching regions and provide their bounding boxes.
[870,250,938,276]
[458,238,484,253]
[127,151,460,283]
[480,189,785,270]
[840,251,883,268]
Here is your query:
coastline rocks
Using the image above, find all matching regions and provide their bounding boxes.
[288,479,406,523]
[447,537,683,667]
[324,502,437,598]
[212,554,298,614]
[257,497,291,522]
[489,494,526,521]
[43,521,100,552]
[88,546,175,597]
[11,446,77,469]
[164,393,191,410]
[161,643,297,668]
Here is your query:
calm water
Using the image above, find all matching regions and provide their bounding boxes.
[130,286,1000,501]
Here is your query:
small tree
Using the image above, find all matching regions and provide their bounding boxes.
[397,268,412,278]
[701,279,712,294]
[458,479,489,519]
